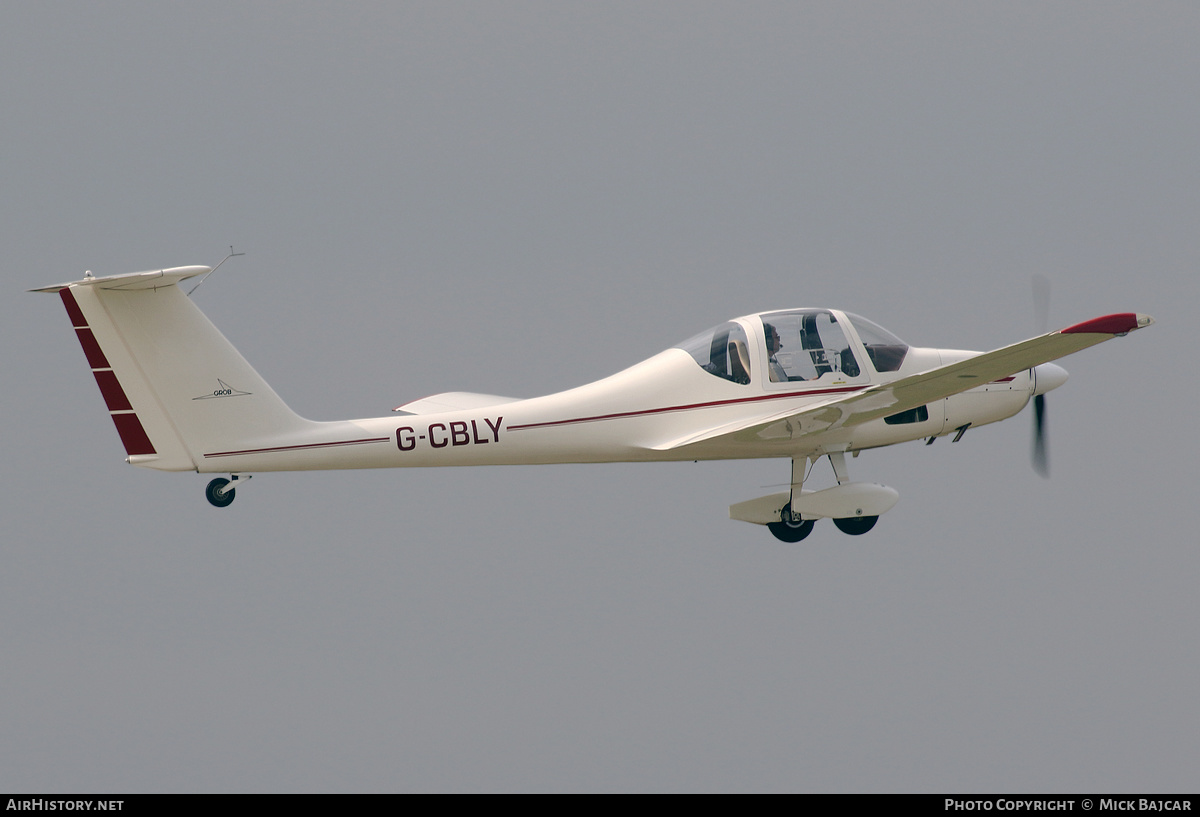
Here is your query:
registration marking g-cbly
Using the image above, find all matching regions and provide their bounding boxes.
[397,416,503,451]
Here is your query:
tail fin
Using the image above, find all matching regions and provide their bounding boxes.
[34,266,315,471]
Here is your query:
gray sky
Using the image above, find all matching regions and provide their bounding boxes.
[3,1,1197,793]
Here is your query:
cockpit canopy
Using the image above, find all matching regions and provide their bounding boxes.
[677,321,752,385]
[760,309,861,381]
[842,312,909,373]
[676,310,909,386]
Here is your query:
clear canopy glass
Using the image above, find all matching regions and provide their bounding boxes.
[843,312,909,372]
[675,310,910,384]
[676,321,752,385]
[759,310,860,382]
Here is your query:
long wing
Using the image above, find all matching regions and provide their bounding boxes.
[653,312,1154,451]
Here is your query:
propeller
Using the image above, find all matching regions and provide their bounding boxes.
[1031,275,1052,477]
[1032,392,1049,477]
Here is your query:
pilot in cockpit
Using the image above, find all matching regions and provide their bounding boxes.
[763,322,790,382]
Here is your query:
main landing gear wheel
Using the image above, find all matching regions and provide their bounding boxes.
[768,503,816,543]
[205,478,235,508]
[833,515,878,536]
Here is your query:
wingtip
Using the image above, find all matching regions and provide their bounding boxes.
[1060,313,1154,335]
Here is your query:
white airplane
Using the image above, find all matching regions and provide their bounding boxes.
[35,264,1153,541]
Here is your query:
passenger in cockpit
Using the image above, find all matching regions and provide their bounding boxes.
[763,322,790,382]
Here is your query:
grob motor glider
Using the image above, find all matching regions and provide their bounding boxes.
[35,265,1153,541]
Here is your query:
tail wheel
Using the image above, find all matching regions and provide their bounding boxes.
[767,503,816,542]
[205,478,235,508]
[833,515,877,536]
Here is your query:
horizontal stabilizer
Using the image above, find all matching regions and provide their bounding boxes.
[30,266,211,293]
[394,391,522,415]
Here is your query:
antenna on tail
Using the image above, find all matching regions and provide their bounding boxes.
[187,246,245,296]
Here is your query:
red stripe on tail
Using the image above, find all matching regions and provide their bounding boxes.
[110,413,156,456]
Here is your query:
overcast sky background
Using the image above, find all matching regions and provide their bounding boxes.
[2,2,1197,793]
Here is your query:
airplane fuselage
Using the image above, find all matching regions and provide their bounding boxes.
[190,345,1034,473]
